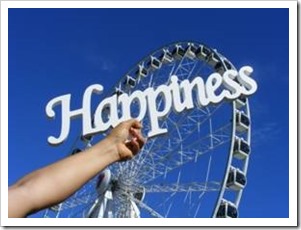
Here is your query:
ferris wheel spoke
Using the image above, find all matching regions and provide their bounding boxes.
[144,104,222,156]
[127,56,213,178]
[130,103,224,180]
[144,181,221,193]
[134,123,231,184]
[147,106,213,150]
[117,121,231,186]
[139,54,207,136]
[172,58,199,80]
[129,195,164,218]
[130,105,227,181]
[61,192,98,210]
[68,201,95,217]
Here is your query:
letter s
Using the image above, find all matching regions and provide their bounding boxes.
[237,66,258,95]
[222,69,241,99]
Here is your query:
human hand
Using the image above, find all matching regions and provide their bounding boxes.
[107,119,146,161]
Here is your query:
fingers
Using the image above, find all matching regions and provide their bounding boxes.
[124,127,145,159]
[130,127,146,150]
[113,119,146,161]
[122,119,142,130]
[125,138,140,158]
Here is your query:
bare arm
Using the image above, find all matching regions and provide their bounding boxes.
[8,119,145,218]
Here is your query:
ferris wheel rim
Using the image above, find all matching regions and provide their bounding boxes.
[44,41,252,219]
[114,41,252,218]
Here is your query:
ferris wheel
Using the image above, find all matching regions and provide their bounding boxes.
[43,41,253,218]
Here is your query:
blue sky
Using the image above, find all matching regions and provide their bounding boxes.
[8,8,289,218]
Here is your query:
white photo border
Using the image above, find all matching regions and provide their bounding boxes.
[1,0,297,226]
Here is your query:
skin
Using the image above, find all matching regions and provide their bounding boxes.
[8,119,145,218]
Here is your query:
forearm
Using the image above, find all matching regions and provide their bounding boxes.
[8,119,145,218]
[9,137,119,217]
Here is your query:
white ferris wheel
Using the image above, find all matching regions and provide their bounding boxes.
[44,41,253,218]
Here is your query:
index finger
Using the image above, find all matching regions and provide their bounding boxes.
[130,127,146,148]
[123,119,142,129]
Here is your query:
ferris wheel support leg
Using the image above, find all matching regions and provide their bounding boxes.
[86,190,114,218]
[98,190,113,218]
[130,200,141,218]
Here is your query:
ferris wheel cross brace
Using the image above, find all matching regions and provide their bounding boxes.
[46,66,257,146]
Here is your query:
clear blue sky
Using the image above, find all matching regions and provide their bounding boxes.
[8,8,289,218]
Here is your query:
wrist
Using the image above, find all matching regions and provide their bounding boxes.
[93,136,120,163]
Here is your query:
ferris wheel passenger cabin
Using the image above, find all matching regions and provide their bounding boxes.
[185,43,197,59]
[235,111,250,132]
[135,64,148,78]
[133,186,146,203]
[207,52,220,68]
[146,56,162,70]
[50,204,62,212]
[235,96,247,109]
[214,61,224,74]
[71,148,82,155]
[214,58,234,75]
[125,75,136,88]
[226,167,247,190]
[195,45,211,61]
[114,87,124,96]
[96,169,112,195]
[216,200,238,218]
[233,137,250,160]
[81,133,93,143]
[172,44,185,59]
[223,59,232,70]
[159,49,173,63]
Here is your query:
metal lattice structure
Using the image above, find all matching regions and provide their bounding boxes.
[44,41,253,218]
